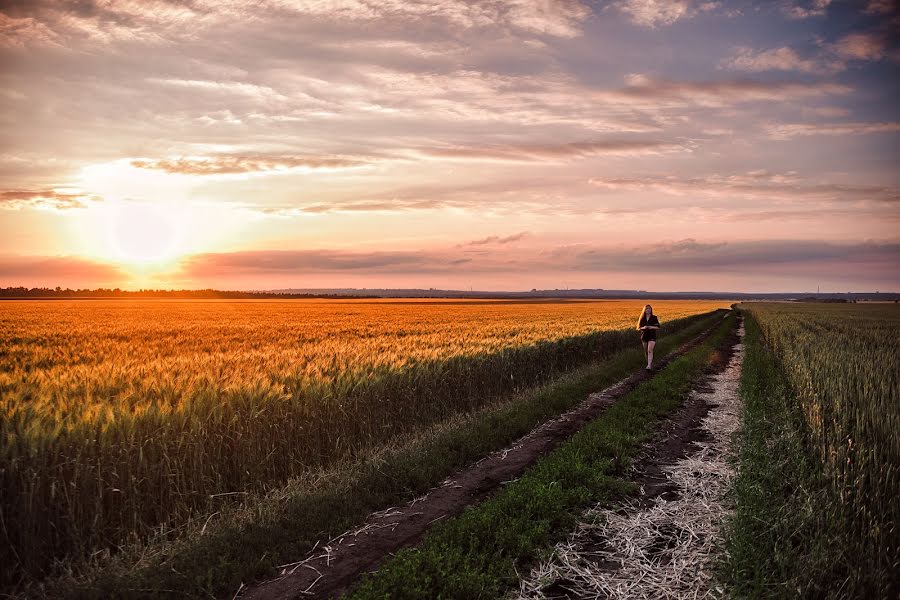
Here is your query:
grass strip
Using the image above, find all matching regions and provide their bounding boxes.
[717,310,878,598]
[42,310,726,600]
[345,311,737,600]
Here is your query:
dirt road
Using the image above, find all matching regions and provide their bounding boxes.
[514,317,744,599]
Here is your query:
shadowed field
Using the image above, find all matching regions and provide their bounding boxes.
[723,302,899,598]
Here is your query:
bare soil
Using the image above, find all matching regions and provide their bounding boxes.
[239,316,731,600]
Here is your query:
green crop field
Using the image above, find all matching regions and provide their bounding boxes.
[727,302,899,597]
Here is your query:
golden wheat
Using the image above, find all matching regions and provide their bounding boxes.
[0,298,725,583]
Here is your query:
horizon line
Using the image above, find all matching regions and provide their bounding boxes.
[2,285,898,297]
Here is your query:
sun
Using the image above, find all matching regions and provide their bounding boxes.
[103,200,184,267]
[69,158,260,281]
[71,160,192,272]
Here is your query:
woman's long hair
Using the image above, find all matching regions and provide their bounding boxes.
[637,304,653,328]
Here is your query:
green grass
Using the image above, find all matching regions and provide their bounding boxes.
[719,309,898,599]
[345,311,737,599]
[29,311,728,599]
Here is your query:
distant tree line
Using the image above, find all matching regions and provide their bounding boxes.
[0,287,370,299]
[794,297,851,303]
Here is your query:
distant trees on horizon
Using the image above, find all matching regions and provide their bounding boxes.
[0,287,360,299]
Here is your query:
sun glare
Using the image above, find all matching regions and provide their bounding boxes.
[105,201,183,266]
[64,159,281,283]
[69,160,190,270]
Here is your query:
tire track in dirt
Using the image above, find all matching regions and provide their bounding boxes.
[238,314,732,600]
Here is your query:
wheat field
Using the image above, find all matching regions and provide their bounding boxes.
[741,302,899,591]
[1,298,725,584]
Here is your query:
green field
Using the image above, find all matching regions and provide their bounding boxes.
[723,302,899,598]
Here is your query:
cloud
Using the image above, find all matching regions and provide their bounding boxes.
[255,186,571,216]
[863,0,898,15]
[146,78,290,102]
[256,198,447,216]
[721,46,841,74]
[725,207,888,222]
[350,68,659,131]
[0,254,126,283]
[5,238,897,289]
[722,30,891,76]
[0,189,102,210]
[496,0,593,38]
[598,75,850,108]
[588,171,900,204]
[178,248,469,277]
[551,238,900,273]
[613,0,690,27]
[413,139,686,163]
[765,121,900,139]
[258,164,900,218]
[2,0,897,294]
[0,2,858,188]
[611,0,719,27]
[1,0,593,50]
[289,169,707,218]
[781,0,832,19]
[171,239,900,280]
[262,0,594,38]
[0,0,202,47]
[829,32,889,61]
[0,11,60,47]
[240,174,588,217]
[462,232,530,246]
[130,154,378,176]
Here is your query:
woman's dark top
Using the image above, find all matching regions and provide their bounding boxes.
[639,314,660,342]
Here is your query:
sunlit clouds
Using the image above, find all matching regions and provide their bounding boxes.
[1,0,898,292]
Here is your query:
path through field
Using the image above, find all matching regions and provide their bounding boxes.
[239,316,731,600]
[513,317,744,599]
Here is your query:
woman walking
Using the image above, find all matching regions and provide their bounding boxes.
[637,304,660,371]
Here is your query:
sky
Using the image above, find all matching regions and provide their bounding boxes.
[1,0,898,293]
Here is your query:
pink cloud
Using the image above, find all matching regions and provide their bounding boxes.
[863,0,897,15]
[765,121,900,139]
[721,46,842,74]
[781,0,832,19]
[597,75,850,108]
[612,0,707,28]
[588,171,900,204]
[0,255,126,286]
[413,139,685,163]
[1,0,592,52]
[166,240,900,285]
[723,31,890,77]
[271,0,593,38]
[0,189,102,210]
[0,12,60,48]
[130,154,377,176]
[830,32,888,61]
[461,232,530,247]
[4,239,897,291]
